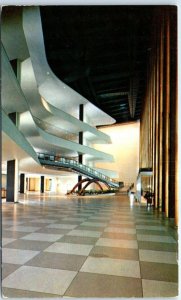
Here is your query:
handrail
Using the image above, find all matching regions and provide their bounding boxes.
[37,152,119,188]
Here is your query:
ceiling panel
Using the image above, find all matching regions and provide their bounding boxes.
[40,6,155,124]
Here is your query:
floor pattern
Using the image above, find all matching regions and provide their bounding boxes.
[1,194,178,298]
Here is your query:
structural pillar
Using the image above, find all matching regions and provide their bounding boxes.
[78,104,84,192]
[169,8,177,220]
[164,11,170,217]
[6,159,19,202]
[40,176,45,193]
[158,20,164,210]
[20,173,25,193]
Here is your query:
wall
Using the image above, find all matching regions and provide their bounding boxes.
[94,121,140,186]
[29,178,40,191]
[2,174,7,188]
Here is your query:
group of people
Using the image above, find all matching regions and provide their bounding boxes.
[128,189,154,206]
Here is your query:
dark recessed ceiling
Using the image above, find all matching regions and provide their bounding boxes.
[40,6,155,124]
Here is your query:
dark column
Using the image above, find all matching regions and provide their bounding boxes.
[20,173,25,193]
[78,104,84,192]
[8,112,19,127]
[6,160,18,202]
[164,10,170,217]
[169,8,177,219]
[40,176,45,193]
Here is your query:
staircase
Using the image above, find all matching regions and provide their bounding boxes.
[116,183,134,195]
[38,153,119,189]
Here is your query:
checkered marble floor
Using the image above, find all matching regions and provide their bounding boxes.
[2,194,178,298]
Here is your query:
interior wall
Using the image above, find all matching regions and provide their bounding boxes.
[2,174,7,188]
[29,178,40,191]
[94,121,140,186]
[56,175,78,194]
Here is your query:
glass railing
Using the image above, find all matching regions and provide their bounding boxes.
[37,152,119,187]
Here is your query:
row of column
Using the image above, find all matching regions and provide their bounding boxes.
[6,159,45,202]
[139,7,178,224]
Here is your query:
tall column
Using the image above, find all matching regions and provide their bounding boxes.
[155,45,160,208]
[6,159,19,202]
[78,104,84,192]
[153,59,159,208]
[169,8,177,219]
[175,55,178,226]
[20,173,25,193]
[40,176,45,193]
[164,11,170,217]
[158,20,164,210]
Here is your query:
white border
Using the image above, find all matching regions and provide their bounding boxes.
[1,1,180,299]
[0,0,180,5]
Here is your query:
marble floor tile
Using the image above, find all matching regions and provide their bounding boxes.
[58,235,98,245]
[136,229,172,236]
[2,238,16,246]
[76,225,105,231]
[140,261,178,282]
[62,217,86,222]
[2,221,25,225]
[138,241,178,252]
[139,249,178,264]
[136,225,166,231]
[102,232,137,240]
[109,220,135,225]
[2,248,39,264]
[142,279,178,297]
[80,257,140,278]
[108,223,135,228]
[137,234,176,243]
[96,238,138,249]
[74,213,93,217]
[21,232,64,242]
[26,252,86,271]
[56,220,83,225]
[45,242,93,255]
[2,263,21,279]
[47,223,78,229]
[28,219,57,223]
[2,266,77,296]
[89,216,111,221]
[112,216,135,220]
[90,246,139,260]
[2,231,29,239]
[36,228,71,235]
[2,287,58,298]
[104,227,136,234]
[65,272,142,297]
[5,226,41,232]
[5,239,52,251]
[67,229,101,238]
[135,220,161,224]
[80,221,107,227]
[12,215,38,219]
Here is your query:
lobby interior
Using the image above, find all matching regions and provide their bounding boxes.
[1,5,179,298]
